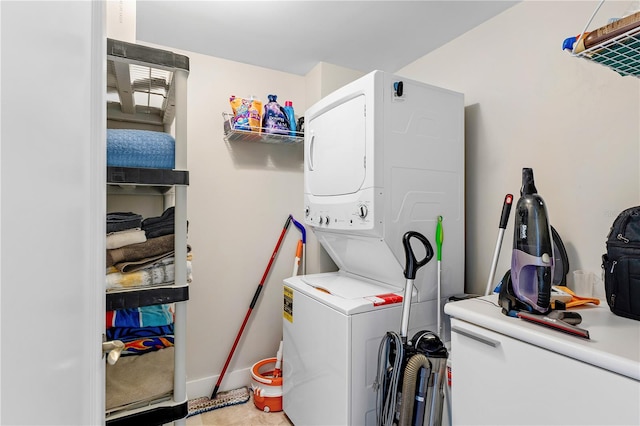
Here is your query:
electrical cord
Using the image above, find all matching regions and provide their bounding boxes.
[474,297,501,308]
[375,331,404,426]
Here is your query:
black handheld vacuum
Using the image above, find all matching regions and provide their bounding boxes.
[376,231,448,426]
[499,168,554,316]
[492,169,591,339]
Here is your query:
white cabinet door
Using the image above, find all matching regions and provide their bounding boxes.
[450,318,640,425]
[0,2,105,424]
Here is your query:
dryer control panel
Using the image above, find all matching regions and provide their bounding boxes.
[304,187,382,233]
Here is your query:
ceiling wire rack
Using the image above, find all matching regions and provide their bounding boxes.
[223,112,303,144]
[569,0,640,78]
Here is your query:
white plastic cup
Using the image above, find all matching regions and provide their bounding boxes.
[572,270,595,297]
[592,273,606,301]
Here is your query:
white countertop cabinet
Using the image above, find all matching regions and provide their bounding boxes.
[445,296,640,425]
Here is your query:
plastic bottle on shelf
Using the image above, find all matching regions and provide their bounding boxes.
[262,95,290,135]
[283,101,297,137]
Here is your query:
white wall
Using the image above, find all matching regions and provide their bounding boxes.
[106,0,135,43]
[399,0,640,296]
[159,48,309,394]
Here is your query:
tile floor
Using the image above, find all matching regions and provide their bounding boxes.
[186,394,292,426]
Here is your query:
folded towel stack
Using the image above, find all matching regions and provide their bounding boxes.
[104,209,191,359]
[107,212,143,233]
[107,228,147,250]
[143,207,179,238]
[105,208,192,290]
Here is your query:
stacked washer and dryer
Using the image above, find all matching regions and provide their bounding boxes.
[282,70,464,426]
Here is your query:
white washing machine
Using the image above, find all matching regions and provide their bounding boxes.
[283,70,464,425]
[282,272,437,426]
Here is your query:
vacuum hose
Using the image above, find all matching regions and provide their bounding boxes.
[376,332,404,426]
[398,354,431,426]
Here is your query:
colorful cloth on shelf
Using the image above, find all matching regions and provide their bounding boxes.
[107,325,174,356]
[106,304,174,329]
[106,324,174,341]
[121,336,174,356]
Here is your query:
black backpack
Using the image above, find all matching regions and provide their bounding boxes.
[551,226,569,286]
[601,206,640,321]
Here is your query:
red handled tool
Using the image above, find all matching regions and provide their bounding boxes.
[517,311,590,339]
[211,216,292,399]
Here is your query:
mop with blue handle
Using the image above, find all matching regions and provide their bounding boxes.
[290,216,306,276]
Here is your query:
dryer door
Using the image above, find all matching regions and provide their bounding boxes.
[305,94,367,196]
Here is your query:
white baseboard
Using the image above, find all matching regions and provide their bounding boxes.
[186,367,252,400]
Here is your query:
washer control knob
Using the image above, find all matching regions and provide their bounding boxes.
[318,216,324,225]
[358,205,368,219]
[325,216,330,225]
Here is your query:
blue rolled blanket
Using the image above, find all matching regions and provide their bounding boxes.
[107,129,175,169]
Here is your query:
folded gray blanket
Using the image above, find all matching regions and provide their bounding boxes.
[142,207,175,239]
[140,207,190,240]
[107,212,143,233]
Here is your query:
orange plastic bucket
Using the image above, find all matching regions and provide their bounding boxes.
[250,357,283,412]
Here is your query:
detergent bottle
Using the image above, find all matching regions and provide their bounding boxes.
[283,101,297,137]
[262,95,290,135]
[509,168,553,314]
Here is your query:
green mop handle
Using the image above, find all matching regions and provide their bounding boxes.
[436,216,443,337]
[436,216,443,261]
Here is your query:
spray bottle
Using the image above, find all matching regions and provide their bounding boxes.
[510,168,553,314]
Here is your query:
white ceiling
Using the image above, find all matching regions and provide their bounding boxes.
[136,1,519,76]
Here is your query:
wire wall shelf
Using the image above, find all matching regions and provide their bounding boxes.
[573,28,640,78]
[223,113,303,144]
[569,1,640,78]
